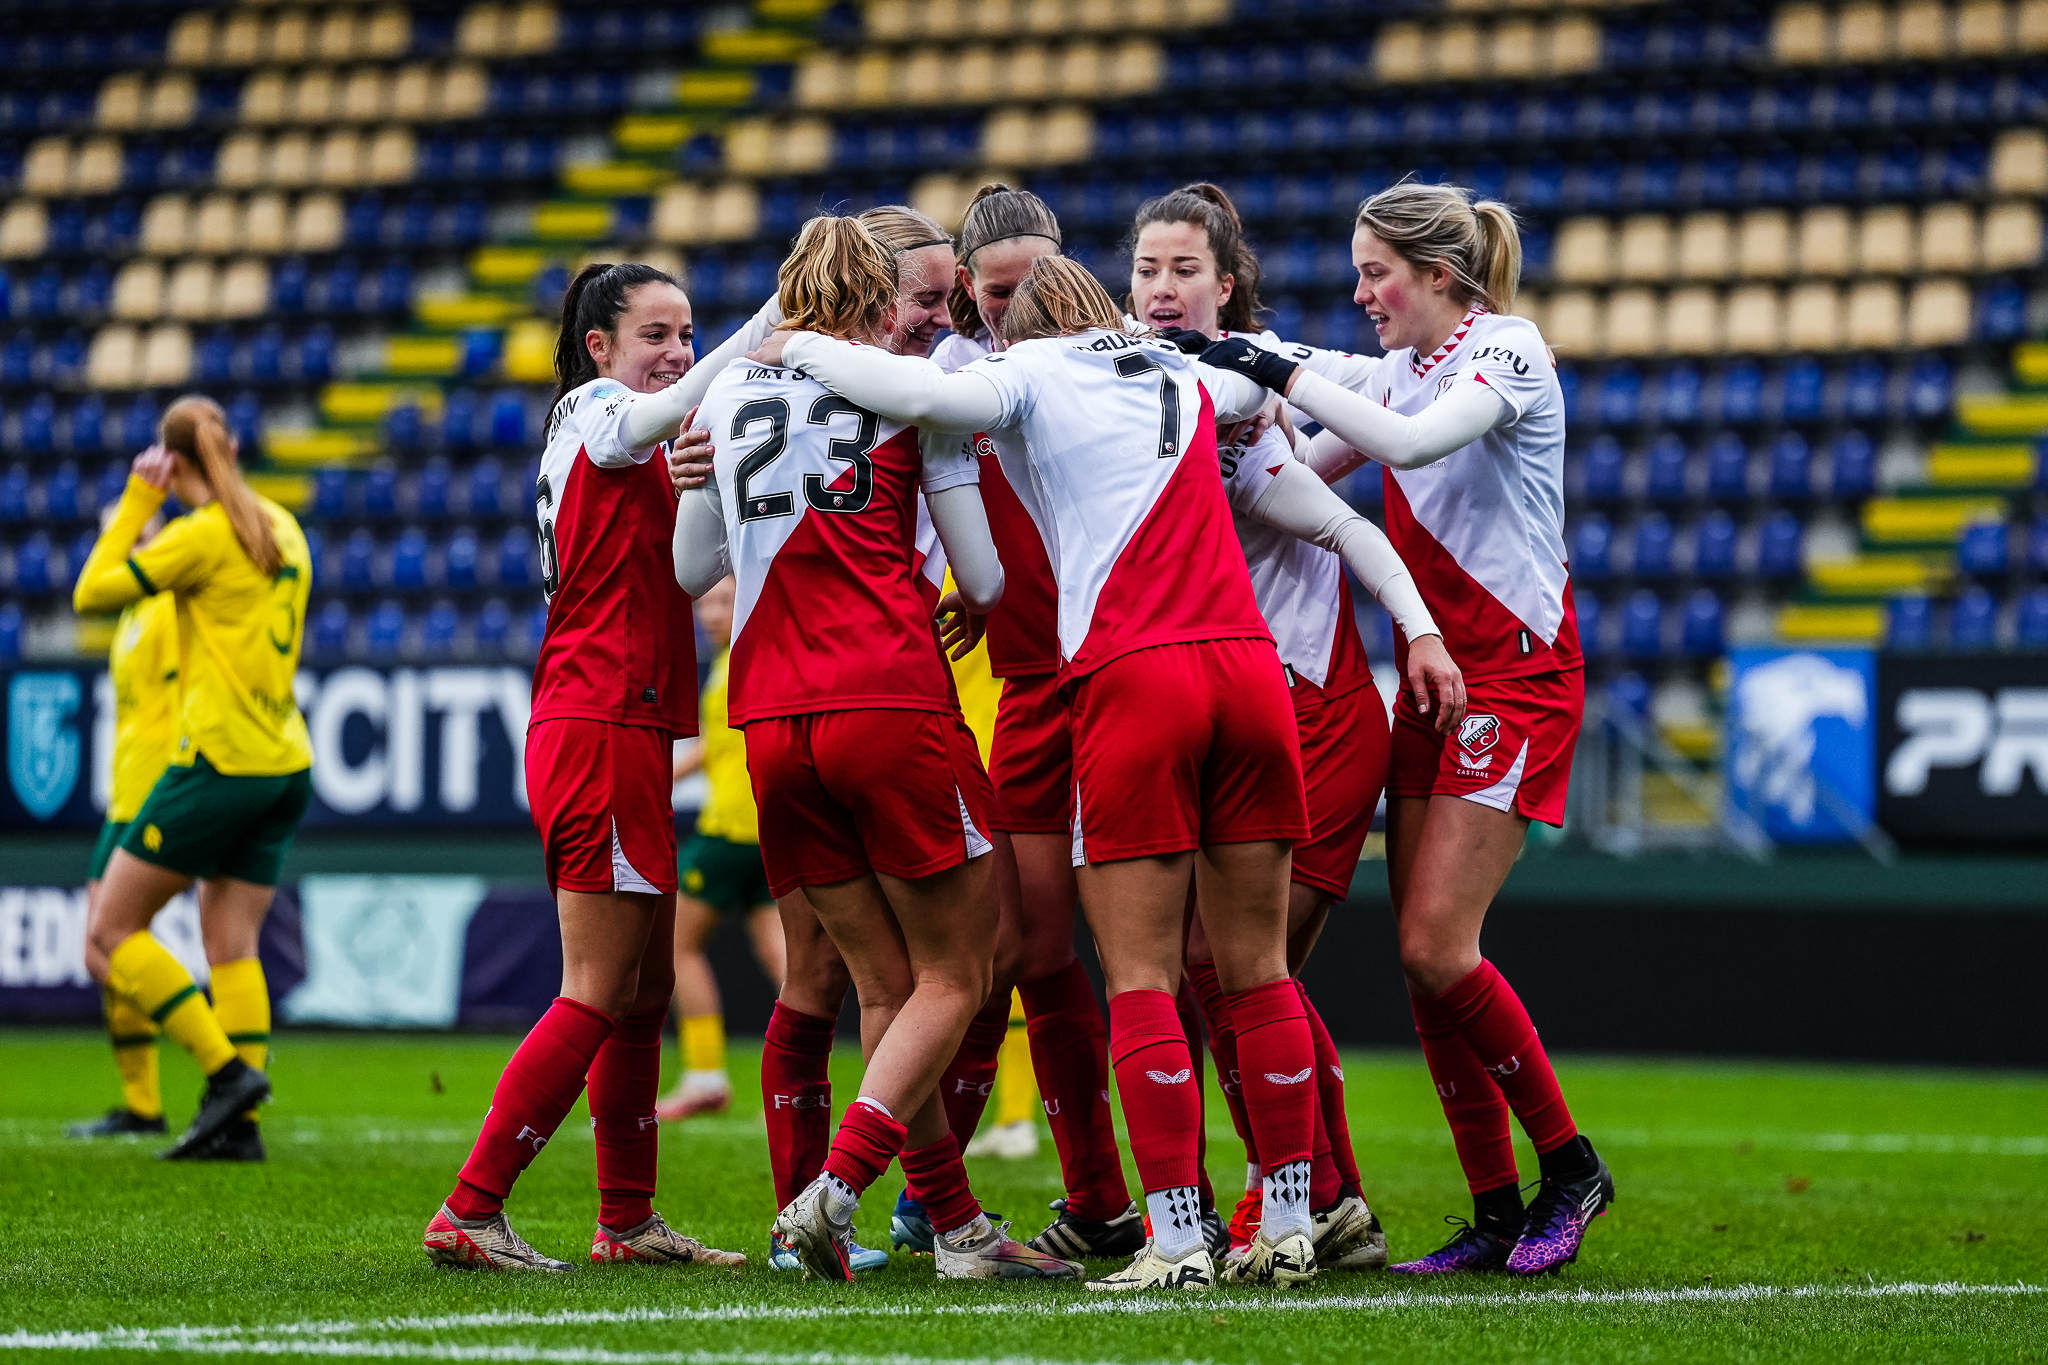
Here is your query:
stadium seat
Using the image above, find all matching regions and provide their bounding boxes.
[1768,432,1813,501]
[1680,588,1724,658]
[1572,514,1613,581]
[2029,516,2048,573]
[1632,513,1675,579]
[392,527,428,589]
[423,600,460,654]
[365,465,398,519]
[1889,595,1934,650]
[1646,433,1689,503]
[1706,434,1751,502]
[1693,510,1738,579]
[476,597,512,650]
[1830,430,1878,498]
[1780,356,1826,422]
[312,599,351,657]
[1659,363,1704,425]
[1842,356,1889,422]
[418,460,452,519]
[2017,587,2048,648]
[1757,510,1804,578]
[341,528,375,589]
[496,525,533,588]
[1950,585,1999,649]
[0,602,20,661]
[1620,589,1663,659]
[1958,521,2010,577]
[366,599,407,658]
[1574,591,1603,658]
[1582,436,1626,503]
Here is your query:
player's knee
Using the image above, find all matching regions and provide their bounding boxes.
[1397,928,1472,998]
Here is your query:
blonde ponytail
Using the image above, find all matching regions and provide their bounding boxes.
[777,215,899,339]
[1470,201,1522,313]
[1000,256,1130,344]
[1355,180,1523,314]
[160,395,282,577]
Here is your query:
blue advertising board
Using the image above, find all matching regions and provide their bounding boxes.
[1725,647,1877,845]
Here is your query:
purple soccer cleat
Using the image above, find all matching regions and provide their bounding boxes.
[1385,1218,1517,1274]
[1506,1143,1615,1277]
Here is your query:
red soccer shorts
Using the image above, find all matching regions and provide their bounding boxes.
[988,671,1072,834]
[1387,667,1584,827]
[526,718,679,897]
[1289,676,1390,900]
[1069,638,1308,866]
[747,708,995,898]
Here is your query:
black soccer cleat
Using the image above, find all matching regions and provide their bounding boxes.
[1507,1140,1615,1276]
[159,1060,269,1161]
[173,1116,267,1163]
[1200,1206,1229,1261]
[1027,1198,1147,1260]
[66,1108,168,1139]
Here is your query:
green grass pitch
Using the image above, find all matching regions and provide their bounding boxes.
[1,1027,2043,1364]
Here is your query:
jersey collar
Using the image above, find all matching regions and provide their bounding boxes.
[1409,305,1488,379]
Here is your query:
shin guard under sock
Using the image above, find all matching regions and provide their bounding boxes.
[1411,990,1518,1194]
[103,988,162,1120]
[588,1008,663,1231]
[1174,979,1214,1209]
[761,1003,836,1209]
[1227,980,1315,1174]
[1108,989,1203,1194]
[1430,961,1577,1155]
[107,932,236,1075]
[449,997,614,1220]
[1018,960,1130,1222]
[821,1099,907,1197]
[209,958,270,1122]
[1297,981,1360,1193]
[1185,960,1257,1163]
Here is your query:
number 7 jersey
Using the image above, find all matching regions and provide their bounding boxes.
[696,358,981,726]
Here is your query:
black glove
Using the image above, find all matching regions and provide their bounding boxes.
[1198,336,1300,394]
[1153,326,1211,354]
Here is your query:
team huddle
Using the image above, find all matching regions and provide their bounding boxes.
[63,173,1611,1292]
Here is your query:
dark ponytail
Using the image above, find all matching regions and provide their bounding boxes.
[1125,182,1267,334]
[550,261,681,412]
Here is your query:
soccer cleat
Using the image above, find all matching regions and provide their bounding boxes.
[935,1214,1083,1280]
[772,1178,857,1282]
[1027,1198,1147,1261]
[166,1116,265,1163]
[1386,1216,1517,1275]
[1222,1227,1317,1288]
[1312,1193,1387,1271]
[654,1075,731,1123]
[65,1108,167,1139]
[424,1205,575,1272]
[1507,1144,1616,1277]
[1225,1187,1262,1262]
[593,1212,746,1267]
[1085,1240,1216,1293]
[158,1061,268,1161]
[890,1190,934,1253]
[769,1232,891,1273]
[963,1118,1040,1160]
[1200,1206,1229,1261]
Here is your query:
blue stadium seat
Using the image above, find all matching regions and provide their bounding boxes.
[341,529,375,590]
[391,527,427,589]
[418,460,451,519]
[1942,137,1987,195]
[1878,139,1919,198]
[1950,586,1998,649]
[1767,431,1812,500]
[1779,357,1825,422]
[1646,433,1689,503]
[1582,436,1626,503]
[469,457,504,516]
[4,334,36,387]
[1757,510,1804,578]
[423,600,459,655]
[0,602,20,661]
[227,392,262,453]
[1597,366,1642,428]
[1606,670,1651,722]
[1905,355,1952,421]
[445,527,479,588]
[93,460,124,510]
[364,465,398,519]
[312,469,348,521]
[1659,363,1703,426]
[1620,589,1663,659]
[197,327,234,383]
[525,601,550,653]
[1894,73,1936,129]
[1958,521,2009,577]
[1632,512,1675,579]
[366,600,406,659]
[444,390,478,450]
[45,462,79,520]
[1889,595,1933,650]
[1718,361,1764,424]
[489,393,526,448]
[70,396,105,454]
[496,526,533,588]
[15,531,52,592]
[1706,434,1750,502]
[299,324,336,381]
[1693,510,1738,578]
[249,325,285,381]
[28,264,63,319]
[476,598,512,650]
[2017,587,2048,648]
[325,257,362,311]
[1829,430,1876,498]
[2,465,33,522]
[2028,515,2048,572]
[1572,514,1613,581]
[1842,356,1888,422]
[1574,591,1603,658]
[21,393,54,452]
[1680,588,1724,657]
[386,401,425,452]
[1978,279,2028,342]
[312,600,351,657]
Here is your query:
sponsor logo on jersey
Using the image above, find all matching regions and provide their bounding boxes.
[1466,345,1530,376]
[1145,1068,1193,1085]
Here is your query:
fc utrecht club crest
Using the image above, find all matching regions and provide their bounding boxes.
[1457,713,1501,770]
[8,672,83,820]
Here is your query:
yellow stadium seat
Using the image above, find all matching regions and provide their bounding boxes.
[98,74,147,130]
[707,183,761,242]
[148,74,197,129]
[1024,0,1067,36]
[1177,0,1229,24]
[440,64,490,120]
[1795,206,1853,276]
[957,44,1002,98]
[219,259,270,319]
[1982,202,2044,269]
[366,6,412,58]
[0,200,49,259]
[1724,284,1783,352]
[167,11,216,66]
[1836,1,1893,60]
[795,52,849,108]
[628,246,684,284]
[866,0,915,40]
[912,173,973,232]
[1907,278,1972,347]
[1957,393,2048,436]
[2022,0,2048,48]
[781,119,834,175]
[271,131,316,188]
[1785,281,1844,351]
[1957,0,2010,53]
[983,108,1036,165]
[142,323,194,387]
[1927,444,2036,487]
[533,201,614,241]
[416,293,527,328]
[1735,210,1792,278]
[343,68,388,122]
[562,159,669,195]
[504,320,558,383]
[1552,217,1613,285]
[1617,215,1672,281]
[471,246,552,286]
[1845,280,1904,349]
[1856,206,1914,274]
[292,192,345,252]
[1546,15,1602,75]
[74,138,123,195]
[1917,203,1979,273]
[1507,290,1544,338]
[241,70,288,124]
[1038,106,1094,164]
[1863,497,2004,544]
[1375,23,1427,82]
[719,120,778,177]
[972,0,1022,39]
[23,138,73,197]
[219,12,263,66]
[1543,289,1600,356]
[270,12,312,65]
[925,0,968,39]
[1990,128,2047,195]
[1059,41,1106,99]
[88,325,141,390]
[167,260,218,321]
[113,261,165,320]
[264,429,379,466]
[654,185,703,244]
[678,71,756,107]
[1074,0,1118,33]
[319,10,362,61]
[385,337,462,376]
[192,193,241,255]
[244,192,289,254]
[614,116,692,154]
[1675,213,1731,279]
[1490,18,1540,79]
[244,472,311,512]
[1771,2,1829,63]
[459,4,508,56]
[1896,0,1951,56]
[847,51,895,106]
[704,28,812,63]
[1004,44,1053,100]
[367,128,415,185]
[1128,0,1175,28]
[1776,604,1886,644]
[1663,286,1721,354]
[1108,38,1164,95]
[1435,22,1484,80]
[902,47,952,104]
[141,194,189,256]
[1604,287,1660,357]
[292,69,340,124]
[512,3,559,55]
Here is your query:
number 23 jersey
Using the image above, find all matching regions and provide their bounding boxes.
[696,359,980,726]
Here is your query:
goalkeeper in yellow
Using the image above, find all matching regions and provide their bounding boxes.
[73,394,314,1161]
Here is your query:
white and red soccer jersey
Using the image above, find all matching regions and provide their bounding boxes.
[964,328,1269,678]
[934,331,1061,678]
[531,377,697,736]
[695,359,979,725]
[1369,307,1579,683]
[1220,425,1373,696]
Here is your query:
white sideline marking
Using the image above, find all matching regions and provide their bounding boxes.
[4,1281,2039,1357]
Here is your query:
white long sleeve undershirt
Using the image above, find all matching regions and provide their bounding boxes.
[1245,458,1439,642]
[1287,370,1508,475]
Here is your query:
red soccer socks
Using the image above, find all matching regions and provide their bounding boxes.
[901,1131,982,1237]
[821,1098,907,1198]
[449,996,615,1220]
[1430,960,1578,1156]
[1107,989,1203,1193]
[761,1003,836,1209]
[939,998,1008,1144]
[1411,986,1520,1194]
[1017,960,1130,1222]
[587,1008,663,1232]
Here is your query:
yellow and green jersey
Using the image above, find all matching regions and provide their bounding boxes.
[106,591,179,823]
[945,569,1002,766]
[77,477,313,777]
[694,649,759,845]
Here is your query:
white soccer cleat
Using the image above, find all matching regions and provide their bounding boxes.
[934,1214,1082,1280]
[423,1205,574,1272]
[655,1074,732,1122]
[592,1212,747,1267]
[963,1118,1040,1160]
[771,1177,857,1282]
[1222,1227,1317,1288]
[1313,1194,1389,1271]
[1084,1240,1216,1292]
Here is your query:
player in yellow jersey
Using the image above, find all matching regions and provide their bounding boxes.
[66,508,178,1139]
[657,575,788,1121]
[73,395,314,1162]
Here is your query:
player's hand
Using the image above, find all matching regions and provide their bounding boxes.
[1221,393,1288,449]
[1198,336,1300,395]
[747,330,797,368]
[669,416,713,494]
[130,444,174,489]
[934,589,988,660]
[1154,326,1210,354]
[1405,633,1466,736]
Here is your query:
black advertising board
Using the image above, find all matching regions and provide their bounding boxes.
[1876,653,2048,844]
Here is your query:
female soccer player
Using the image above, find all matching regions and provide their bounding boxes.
[75,395,312,1163]
[675,215,1076,1284]
[1199,180,1613,1277]
[755,256,1357,1291]
[1128,183,1460,1273]
[927,186,1143,1262]
[423,262,743,1273]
